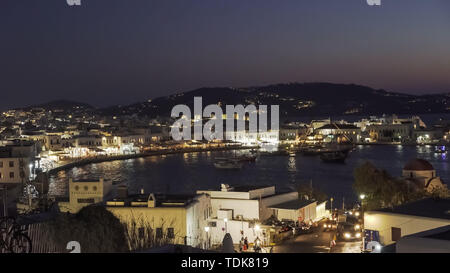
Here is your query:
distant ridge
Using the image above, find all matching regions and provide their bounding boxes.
[18,100,94,111]
[12,83,450,118]
[98,82,450,118]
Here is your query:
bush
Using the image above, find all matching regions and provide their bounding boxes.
[46,206,128,253]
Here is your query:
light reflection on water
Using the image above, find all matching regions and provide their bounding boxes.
[49,145,449,204]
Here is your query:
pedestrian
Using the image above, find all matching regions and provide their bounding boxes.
[254,237,261,253]
[244,237,248,250]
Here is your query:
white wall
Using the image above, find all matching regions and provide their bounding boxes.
[396,237,450,253]
[315,201,329,221]
[260,192,298,220]
[210,198,259,220]
[364,211,450,246]
[185,194,211,248]
[207,219,269,246]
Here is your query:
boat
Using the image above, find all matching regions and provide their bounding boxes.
[237,154,257,162]
[434,145,448,154]
[213,158,243,169]
[257,150,289,156]
[320,151,348,163]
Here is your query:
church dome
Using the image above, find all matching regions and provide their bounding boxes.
[403,158,434,171]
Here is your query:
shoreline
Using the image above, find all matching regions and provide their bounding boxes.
[46,145,256,175]
[45,141,448,175]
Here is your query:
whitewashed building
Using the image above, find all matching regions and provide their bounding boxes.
[197,184,298,245]
[364,198,450,247]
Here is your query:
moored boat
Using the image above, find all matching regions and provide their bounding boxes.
[320,151,348,163]
[434,145,448,154]
[213,158,243,169]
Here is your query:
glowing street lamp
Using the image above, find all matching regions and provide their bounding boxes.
[224,218,228,233]
[204,226,210,249]
[359,193,366,232]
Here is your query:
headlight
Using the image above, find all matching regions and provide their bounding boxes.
[349,211,353,215]
[355,224,360,230]
[344,233,351,238]
[355,212,360,217]
[356,232,361,238]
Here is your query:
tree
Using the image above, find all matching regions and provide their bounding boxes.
[122,216,179,252]
[45,206,128,253]
[297,181,328,203]
[353,161,423,210]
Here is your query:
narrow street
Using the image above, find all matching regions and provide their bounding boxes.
[273,228,362,253]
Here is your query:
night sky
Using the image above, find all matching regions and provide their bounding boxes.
[1,0,450,110]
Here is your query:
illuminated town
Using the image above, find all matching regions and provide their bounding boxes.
[1,103,449,253]
[1,0,450,259]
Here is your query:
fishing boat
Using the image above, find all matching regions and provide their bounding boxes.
[213,158,243,169]
[320,151,348,163]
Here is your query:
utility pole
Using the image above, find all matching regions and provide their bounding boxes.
[2,185,7,217]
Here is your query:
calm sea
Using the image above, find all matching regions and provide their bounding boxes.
[49,145,449,206]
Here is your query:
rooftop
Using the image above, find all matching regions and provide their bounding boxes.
[107,193,199,208]
[269,199,315,210]
[316,123,359,130]
[403,158,434,171]
[374,198,450,220]
[231,185,273,192]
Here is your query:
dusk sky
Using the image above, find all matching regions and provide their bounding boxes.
[1,0,450,110]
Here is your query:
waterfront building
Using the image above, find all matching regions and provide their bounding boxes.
[224,129,279,146]
[366,122,413,142]
[279,126,302,143]
[310,119,331,131]
[364,198,450,247]
[58,178,112,213]
[402,158,446,193]
[314,123,361,143]
[413,127,444,144]
[0,140,37,184]
[106,191,211,248]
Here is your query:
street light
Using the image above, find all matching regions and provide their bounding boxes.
[224,218,228,233]
[359,193,366,246]
[204,226,210,249]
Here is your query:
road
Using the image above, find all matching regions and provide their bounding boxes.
[273,228,362,253]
